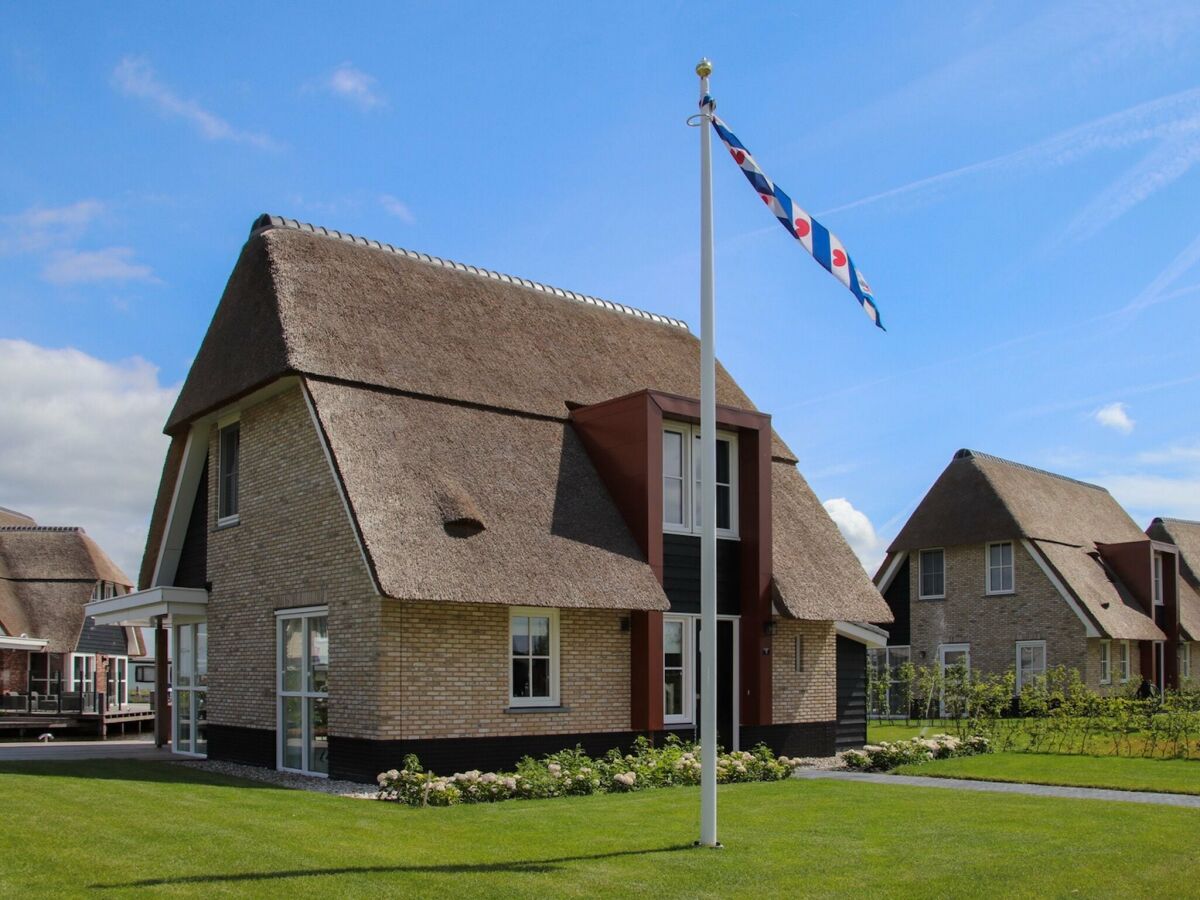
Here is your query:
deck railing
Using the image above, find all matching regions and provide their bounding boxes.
[0,691,107,715]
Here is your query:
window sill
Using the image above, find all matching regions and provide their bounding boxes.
[918,595,945,601]
[663,723,695,731]
[216,515,240,530]
[662,527,740,541]
[985,590,1015,597]
[505,705,569,714]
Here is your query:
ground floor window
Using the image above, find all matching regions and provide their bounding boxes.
[509,608,559,708]
[174,623,207,756]
[69,654,96,693]
[1120,641,1132,683]
[105,656,128,708]
[938,644,970,717]
[663,615,694,725]
[1099,640,1111,685]
[277,608,329,776]
[27,653,61,696]
[867,645,911,717]
[1179,643,1191,682]
[1016,641,1047,693]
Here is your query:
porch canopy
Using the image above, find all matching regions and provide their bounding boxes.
[0,635,48,651]
[84,586,208,627]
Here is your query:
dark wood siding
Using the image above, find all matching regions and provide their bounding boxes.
[835,636,867,750]
[75,616,129,656]
[662,534,740,615]
[881,555,910,645]
[174,462,208,589]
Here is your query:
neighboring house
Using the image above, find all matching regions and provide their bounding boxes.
[0,513,142,716]
[1144,518,1200,684]
[873,449,1182,711]
[88,214,891,781]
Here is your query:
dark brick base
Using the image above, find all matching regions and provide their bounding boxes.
[207,723,276,768]
[741,721,838,758]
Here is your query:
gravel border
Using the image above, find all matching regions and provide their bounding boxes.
[174,758,376,798]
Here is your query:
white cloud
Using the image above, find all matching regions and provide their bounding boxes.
[0,339,178,580]
[0,200,104,255]
[1094,401,1135,434]
[1101,474,1200,522]
[112,56,276,149]
[823,497,887,574]
[42,247,157,285]
[378,194,415,224]
[325,63,385,110]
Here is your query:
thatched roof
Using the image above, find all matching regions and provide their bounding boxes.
[307,379,667,610]
[152,214,884,622]
[0,526,132,651]
[1146,518,1200,641]
[890,450,1159,640]
[0,507,35,527]
[771,462,892,621]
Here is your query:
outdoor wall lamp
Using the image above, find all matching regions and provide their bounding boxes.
[762,620,777,636]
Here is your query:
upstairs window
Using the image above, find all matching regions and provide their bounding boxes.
[986,542,1014,594]
[1152,553,1164,606]
[919,549,945,599]
[218,422,241,524]
[662,423,738,537]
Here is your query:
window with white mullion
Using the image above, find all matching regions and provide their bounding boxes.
[662,428,686,528]
[1016,641,1047,693]
[1153,553,1164,606]
[509,608,559,708]
[663,616,693,725]
[661,423,738,537]
[986,542,1014,594]
[218,422,241,523]
[1120,641,1132,683]
[277,610,329,775]
[918,549,945,599]
[1099,640,1111,685]
[173,622,208,756]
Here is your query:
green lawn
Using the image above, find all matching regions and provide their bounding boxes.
[893,752,1200,795]
[1,761,1198,897]
[867,721,1200,759]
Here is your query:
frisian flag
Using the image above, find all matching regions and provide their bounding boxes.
[702,95,884,330]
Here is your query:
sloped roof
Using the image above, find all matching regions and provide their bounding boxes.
[890,450,1145,552]
[772,462,892,621]
[0,507,35,526]
[307,379,668,610]
[153,214,881,622]
[0,526,132,652]
[1146,518,1200,640]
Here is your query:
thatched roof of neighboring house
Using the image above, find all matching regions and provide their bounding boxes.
[147,214,886,622]
[0,526,132,652]
[1146,517,1200,641]
[888,449,1160,640]
[0,507,35,527]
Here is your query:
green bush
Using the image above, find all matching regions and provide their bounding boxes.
[843,734,991,772]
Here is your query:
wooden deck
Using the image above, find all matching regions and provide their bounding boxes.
[0,705,156,738]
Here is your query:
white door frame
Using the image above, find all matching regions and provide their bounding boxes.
[276,606,330,777]
[662,613,739,751]
[938,643,970,718]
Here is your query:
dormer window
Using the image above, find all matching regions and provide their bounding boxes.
[1152,552,1164,606]
[91,581,116,600]
[662,423,738,537]
[218,421,241,525]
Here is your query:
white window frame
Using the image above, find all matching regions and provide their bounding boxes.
[985,541,1015,595]
[107,655,129,708]
[658,614,740,748]
[508,607,560,708]
[937,643,970,717]
[1153,553,1164,606]
[794,634,804,673]
[661,422,739,539]
[663,614,694,725]
[69,653,96,693]
[1120,640,1132,683]
[1099,640,1111,685]
[918,548,946,600]
[1179,642,1191,681]
[276,606,329,776]
[217,418,241,526]
[1015,640,1047,693]
[173,622,208,758]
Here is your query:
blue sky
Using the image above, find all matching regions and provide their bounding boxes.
[3,2,1200,576]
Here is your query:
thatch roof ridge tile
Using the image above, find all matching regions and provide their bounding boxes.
[954,448,1108,492]
[252,214,691,331]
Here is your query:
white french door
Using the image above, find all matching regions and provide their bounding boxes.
[173,623,207,756]
[938,644,970,718]
[277,608,329,776]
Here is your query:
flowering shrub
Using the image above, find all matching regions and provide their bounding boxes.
[377,737,801,807]
[842,734,990,772]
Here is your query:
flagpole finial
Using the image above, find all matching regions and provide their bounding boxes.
[695,58,713,78]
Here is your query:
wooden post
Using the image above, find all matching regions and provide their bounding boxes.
[154,617,169,748]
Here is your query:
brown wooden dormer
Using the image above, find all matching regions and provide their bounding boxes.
[570,389,775,731]
[1097,539,1182,687]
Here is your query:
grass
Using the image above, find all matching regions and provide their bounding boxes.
[1,760,1198,897]
[893,752,1200,795]
[867,720,1200,759]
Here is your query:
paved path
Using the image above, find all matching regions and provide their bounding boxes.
[793,768,1200,808]
[0,737,174,763]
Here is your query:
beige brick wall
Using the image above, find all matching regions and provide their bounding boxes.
[908,542,1093,685]
[205,386,383,739]
[1084,637,1144,691]
[378,600,630,740]
[771,619,836,723]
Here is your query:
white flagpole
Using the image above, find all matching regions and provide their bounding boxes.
[696,56,719,850]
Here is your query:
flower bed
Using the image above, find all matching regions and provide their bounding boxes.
[376,736,805,807]
[842,734,990,773]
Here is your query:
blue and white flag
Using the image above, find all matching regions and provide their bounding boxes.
[702,95,884,330]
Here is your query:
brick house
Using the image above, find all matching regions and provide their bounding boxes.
[1144,518,1200,683]
[873,449,1183,711]
[87,214,891,781]
[0,508,142,718]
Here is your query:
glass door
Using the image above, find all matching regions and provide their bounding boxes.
[939,644,970,718]
[173,623,208,755]
[277,610,329,776]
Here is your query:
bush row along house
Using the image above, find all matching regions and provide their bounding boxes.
[872,449,1199,713]
[0,506,145,722]
[86,214,893,782]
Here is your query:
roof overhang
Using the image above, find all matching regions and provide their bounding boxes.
[85,586,208,627]
[0,635,49,651]
[835,620,889,648]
